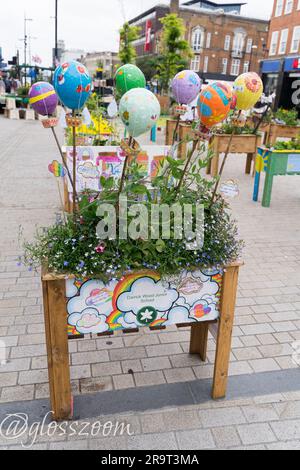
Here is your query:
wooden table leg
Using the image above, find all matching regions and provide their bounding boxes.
[211,153,219,177]
[42,278,72,421]
[245,153,253,174]
[190,322,209,362]
[206,159,212,175]
[262,171,274,208]
[212,264,240,400]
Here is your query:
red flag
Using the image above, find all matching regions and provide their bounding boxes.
[144,20,152,53]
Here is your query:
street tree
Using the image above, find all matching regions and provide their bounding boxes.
[156,13,193,94]
[119,22,141,65]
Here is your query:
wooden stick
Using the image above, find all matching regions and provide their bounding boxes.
[175,139,198,194]
[56,179,67,224]
[209,128,236,208]
[172,115,181,146]
[72,111,77,219]
[118,136,133,197]
[50,127,77,201]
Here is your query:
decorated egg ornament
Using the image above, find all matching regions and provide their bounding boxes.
[172,70,201,105]
[28,82,58,116]
[53,61,92,110]
[115,64,146,97]
[233,72,263,111]
[119,88,161,138]
[198,81,232,129]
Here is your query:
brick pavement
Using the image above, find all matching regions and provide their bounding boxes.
[0,117,300,449]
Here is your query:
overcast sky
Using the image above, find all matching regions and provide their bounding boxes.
[0,0,274,67]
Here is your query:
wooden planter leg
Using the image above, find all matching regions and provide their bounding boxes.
[211,152,219,177]
[42,278,72,421]
[245,153,253,174]
[212,264,240,400]
[189,322,209,361]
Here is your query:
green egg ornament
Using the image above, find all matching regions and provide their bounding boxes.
[115,64,146,97]
[119,88,160,138]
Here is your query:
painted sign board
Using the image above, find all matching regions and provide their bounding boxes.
[66,269,222,337]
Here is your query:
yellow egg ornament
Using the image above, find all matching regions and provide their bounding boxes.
[233,72,263,111]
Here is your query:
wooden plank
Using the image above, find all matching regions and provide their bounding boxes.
[165,119,177,146]
[189,322,209,362]
[212,264,240,400]
[216,135,258,154]
[42,277,72,421]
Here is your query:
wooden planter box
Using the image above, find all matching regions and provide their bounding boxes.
[207,134,261,177]
[42,263,242,420]
[156,94,170,115]
[253,147,300,207]
[248,122,300,146]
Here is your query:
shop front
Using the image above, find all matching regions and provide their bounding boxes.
[261,58,300,114]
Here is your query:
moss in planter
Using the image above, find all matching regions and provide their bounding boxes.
[22,147,243,283]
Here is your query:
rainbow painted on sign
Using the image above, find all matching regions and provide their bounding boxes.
[66,270,222,337]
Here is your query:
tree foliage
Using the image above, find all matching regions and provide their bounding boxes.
[156,14,193,93]
[119,22,141,65]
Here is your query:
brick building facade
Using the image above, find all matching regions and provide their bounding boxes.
[129,0,269,82]
[261,0,300,110]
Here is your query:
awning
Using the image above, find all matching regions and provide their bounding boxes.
[261,60,282,74]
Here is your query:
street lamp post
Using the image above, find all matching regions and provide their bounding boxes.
[24,15,33,85]
[55,0,58,66]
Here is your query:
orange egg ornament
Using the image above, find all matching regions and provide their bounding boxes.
[198,82,233,129]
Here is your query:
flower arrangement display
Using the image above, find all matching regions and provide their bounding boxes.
[21,67,267,283]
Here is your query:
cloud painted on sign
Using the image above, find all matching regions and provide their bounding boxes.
[116,277,178,315]
[68,308,109,334]
[67,279,117,318]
